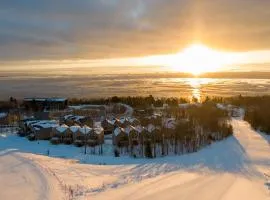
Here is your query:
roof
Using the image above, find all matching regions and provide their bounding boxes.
[33,123,58,129]
[107,119,116,125]
[122,126,132,135]
[113,127,122,136]
[132,125,144,133]
[163,118,177,129]
[79,125,92,134]
[146,124,156,133]
[94,127,104,135]
[126,117,138,123]
[56,124,69,133]
[64,114,73,120]
[70,125,81,133]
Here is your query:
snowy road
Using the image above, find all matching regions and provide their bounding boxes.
[0,151,61,200]
[93,119,270,200]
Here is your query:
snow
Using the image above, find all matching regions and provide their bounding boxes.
[56,124,69,133]
[107,119,116,125]
[113,127,122,136]
[94,127,104,135]
[132,125,144,133]
[146,124,155,133]
[0,151,63,200]
[119,103,134,117]
[79,125,92,134]
[70,125,81,133]
[0,117,269,199]
[0,112,7,118]
[122,126,131,135]
[69,104,105,110]
[163,118,177,129]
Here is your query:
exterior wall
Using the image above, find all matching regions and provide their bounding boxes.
[35,128,53,140]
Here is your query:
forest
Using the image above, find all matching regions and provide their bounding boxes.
[227,95,270,135]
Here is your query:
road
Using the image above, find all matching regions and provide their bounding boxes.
[94,118,270,200]
[0,151,61,200]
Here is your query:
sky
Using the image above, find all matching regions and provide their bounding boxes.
[1,0,270,73]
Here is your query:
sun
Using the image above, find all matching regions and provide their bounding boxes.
[169,44,228,75]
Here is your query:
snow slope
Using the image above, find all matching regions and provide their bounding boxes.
[90,119,269,200]
[0,151,62,200]
[0,118,269,199]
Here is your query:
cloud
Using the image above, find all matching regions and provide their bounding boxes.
[0,0,270,61]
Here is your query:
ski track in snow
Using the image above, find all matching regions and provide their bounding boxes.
[0,118,269,199]
[0,151,62,200]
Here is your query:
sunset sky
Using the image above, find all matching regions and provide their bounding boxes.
[1,0,270,73]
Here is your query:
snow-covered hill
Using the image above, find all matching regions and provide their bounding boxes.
[0,118,269,199]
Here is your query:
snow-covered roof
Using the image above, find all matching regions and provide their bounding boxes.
[79,125,92,134]
[146,124,156,133]
[33,123,58,129]
[107,119,116,125]
[64,114,73,120]
[33,126,40,131]
[122,126,132,135]
[74,116,85,122]
[118,117,126,124]
[132,125,144,133]
[26,120,39,126]
[164,118,177,129]
[0,112,7,119]
[28,120,58,128]
[94,127,104,135]
[69,104,103,110]
[113,127,122,136]
[56,124,69,133]
[69,125,81,133]
[126,117,138,123]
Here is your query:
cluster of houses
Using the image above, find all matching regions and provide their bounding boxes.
[101,116,179,156]
[19,115,104,147]
[17,112,179,156]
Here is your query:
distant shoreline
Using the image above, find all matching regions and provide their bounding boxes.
[1,71,270,79]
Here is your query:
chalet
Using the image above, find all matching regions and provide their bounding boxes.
[51,124,71,144]
[163,118,177,138]
[30,121,58,140]
[88,127,104,146]
[113,127,128,147]
[70,125,81,141]
[73,125,92,146]
[63,114,93,127]
[101,119,116,134]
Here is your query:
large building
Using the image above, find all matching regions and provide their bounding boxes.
[24,98,68,112]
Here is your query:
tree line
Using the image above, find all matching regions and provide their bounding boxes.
[227,95,270,135]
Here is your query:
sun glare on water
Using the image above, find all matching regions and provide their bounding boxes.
[169,44,231,75]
